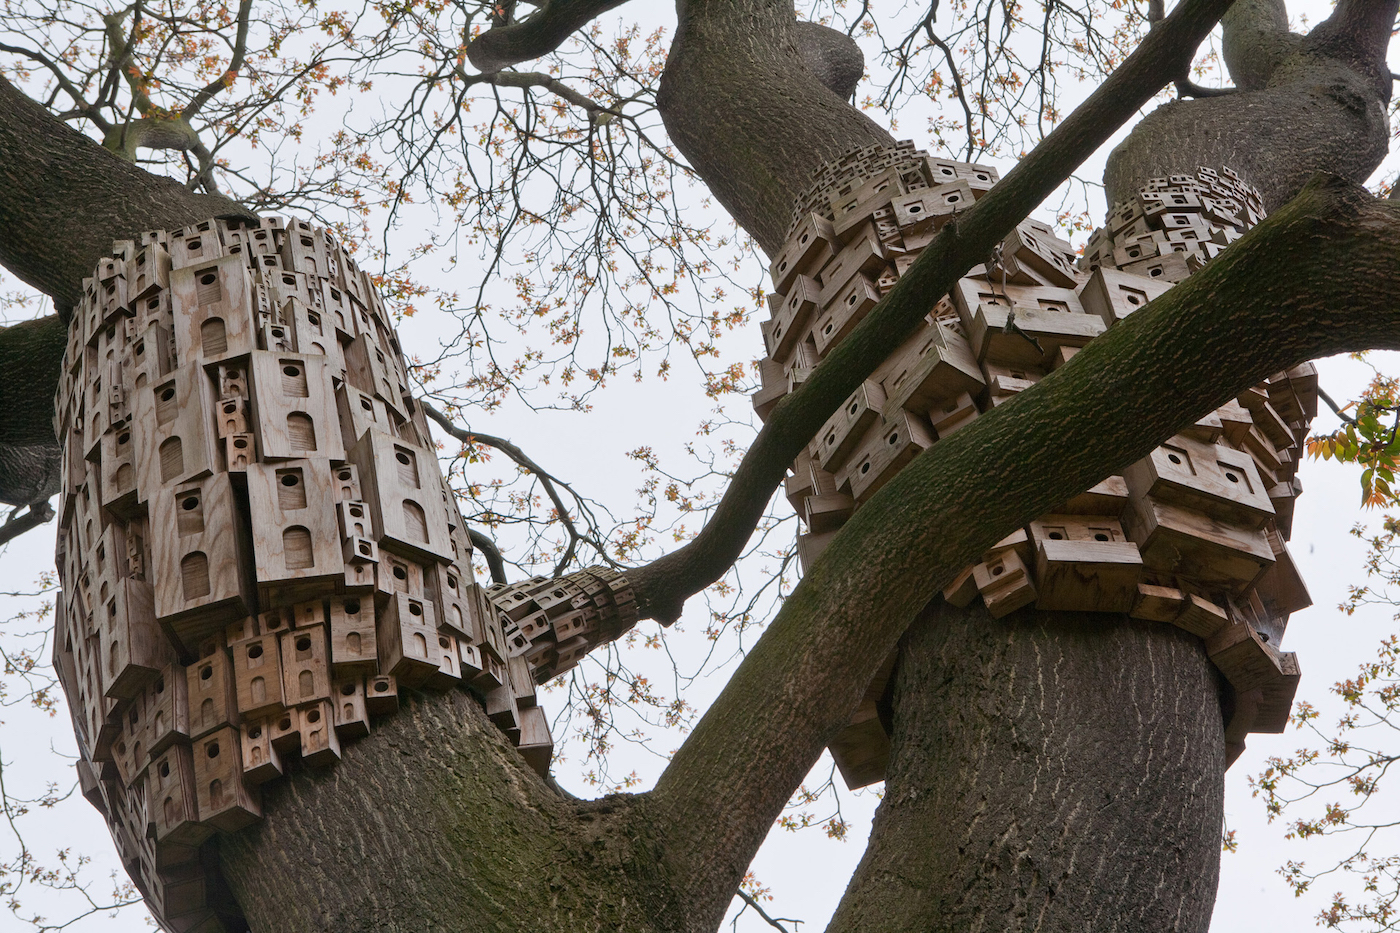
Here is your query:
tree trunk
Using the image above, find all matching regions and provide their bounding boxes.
[829,602,1225,933]
[220,689,676,933]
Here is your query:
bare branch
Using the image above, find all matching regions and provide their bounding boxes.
[485,69,618,116]
[1318,385,1361,426]
[466,0,634,73]
[735,891,801,933]
[0,500,53,547]
[421,399,613,575]
[183,0,254,120]
[468,528,509,584]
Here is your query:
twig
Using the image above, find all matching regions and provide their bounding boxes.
[735,890,801,932]
[1318,385,1360,426]
[420,400,612,576]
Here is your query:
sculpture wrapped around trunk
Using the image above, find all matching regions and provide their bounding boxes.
[756,145,1313,791]
[48,217,637,932]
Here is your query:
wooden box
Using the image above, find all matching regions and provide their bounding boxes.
[890,179,974,235]
[245,459,343,602]
[364,673,399,716]
[148,744,211,847]
[231,633,285,719]
[297,700,341,767]
[238,718,283,785]
[1078,267,1172,327]
[167,222,224,269]
[246,350,345,461]
[279,624,331,706]
[169,254,256,364]
[328,595,378,675]
[839,411,934,503]
[349,430,454,564]
[811,381,885,473]
[875,320,983,416]
[1123,435,1274,529]
[963,301,1104,367]
[132,362,219,497]
[764,275,819,364]
[812,274,880,357]
[97,576,172,700]
[973,550,1037,618]
[1028,516,1143,612]
[770,214,836,293]
[516,705,554,777]
[377,591,439,686]
[1122,495,1274,594]
[192,727,261,831]
[331,675,370,740]
[186,648,238,740]
[150,474,255,645]
[343,334,406,416]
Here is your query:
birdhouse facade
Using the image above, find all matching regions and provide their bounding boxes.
[759,142,1312,790]
[51,218,635,932]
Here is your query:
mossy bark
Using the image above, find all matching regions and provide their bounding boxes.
[828,604,1225,933]
[220,690,679,933]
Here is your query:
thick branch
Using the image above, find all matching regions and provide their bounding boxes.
[0,75,253,309]
[1307,0,1400,98]
[467,528,509,584]
[0,314,65,446]
[1106,0,1397,208]
[629,0,1236,624]
[1219,0,1298,90]
[465,0,633,73]
[793,21,865,100]
[646,174,1400,931]
[0,499,55,546]
[657,0,897,254]
[184,0,254,119]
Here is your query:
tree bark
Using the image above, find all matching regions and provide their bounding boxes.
[828,603,1225,933]
[632,0,1236,625]
[0,75,254,502]
[829,6,1396,927]
[657,0,897,255]
[1104,2,1396,210]
[0,313,65,503]
[648,175,1400,933]
[0,76,253,312]
[220,689,680,933]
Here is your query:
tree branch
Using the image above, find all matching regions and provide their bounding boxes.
[468,528,509,584]
[465,0,634,73]
[184,0,254,120]
[657,0,898,254]
[645,174,1400,932]
[1318,386,1360,426]
[0,500,54,547]
[421,400,612,576]
[485,69,618,116]
[735,890,800,933]
[0,75,253,309]
[628,0,1237,625]
[1307,0,1400,99]
[1107,0,1394,210]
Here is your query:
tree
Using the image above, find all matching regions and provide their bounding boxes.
[1,0,1399,930]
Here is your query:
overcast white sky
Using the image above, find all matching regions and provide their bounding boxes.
[0,2,1395,931]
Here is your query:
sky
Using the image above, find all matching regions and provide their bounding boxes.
[0,1,1396,931]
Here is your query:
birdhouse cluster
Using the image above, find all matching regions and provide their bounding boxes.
[49,216,634,932]
[757,149,1314,789]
